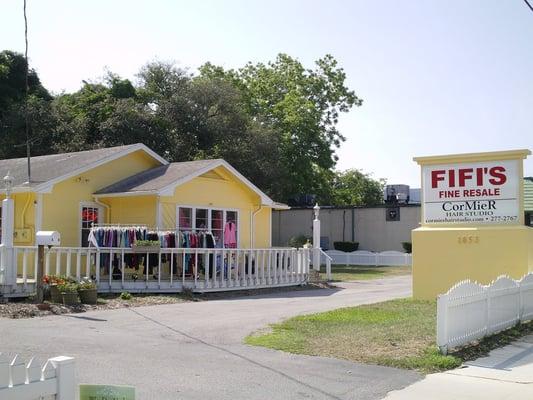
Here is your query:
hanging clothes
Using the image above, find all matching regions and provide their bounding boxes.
[224,221,237,248]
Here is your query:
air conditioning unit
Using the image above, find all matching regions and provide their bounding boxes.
[384,184,410,204]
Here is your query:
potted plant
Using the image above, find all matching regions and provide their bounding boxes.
[43,275,66,303]
[57,282,80,305]
[131,240,161,253]
[78,278,97,304]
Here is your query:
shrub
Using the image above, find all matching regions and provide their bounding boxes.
[402,242,412,253]
[57,282,79,293]
[333,241,359,252]
[78,277,96,290]
[120,291,132,300]
[288,234,312,248]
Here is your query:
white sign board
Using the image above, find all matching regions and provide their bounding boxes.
[422,159,520,224]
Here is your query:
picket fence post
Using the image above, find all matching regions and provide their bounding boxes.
[436,293,448,355]
[50,356,75,400]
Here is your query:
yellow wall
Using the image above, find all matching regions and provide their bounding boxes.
[104,195,157,227]
[0,192,36,245]
[41,150,161,246]
[412,225,533,300]
[156,166,271,248]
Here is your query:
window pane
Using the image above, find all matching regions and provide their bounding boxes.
[211,209,223,230]
[179,207,192,229]
[196,208,208,230]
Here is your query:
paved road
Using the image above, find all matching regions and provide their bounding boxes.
[1,276,421,399]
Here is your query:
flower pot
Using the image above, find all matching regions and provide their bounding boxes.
[61,292,79,306]
[131,245,160,253]
[50,285,62,303]
[78,288,98,304]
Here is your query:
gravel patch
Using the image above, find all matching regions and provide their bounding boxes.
[0,284,328,319]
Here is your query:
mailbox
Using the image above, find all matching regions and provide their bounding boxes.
[36,231,61,247]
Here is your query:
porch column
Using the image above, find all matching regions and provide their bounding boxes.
[312,203,321,271]
[1,172,15,286]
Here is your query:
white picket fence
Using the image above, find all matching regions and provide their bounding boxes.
[322,250,412,266]
[0,245,310,297]
[0,354,75,399]
[437,274,533,354]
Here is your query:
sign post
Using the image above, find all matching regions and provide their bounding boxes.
[412,149,532,300]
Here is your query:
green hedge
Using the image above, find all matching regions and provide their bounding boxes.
[333,241,359,252]
[402,242,412,253]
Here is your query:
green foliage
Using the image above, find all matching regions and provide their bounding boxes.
[402,242,412,253]
[333,241,359,252]
[0,50,365,204]
[120,291,132,300]
[57,282,79,293]
[332,169,385,206]
[288,235,311,248]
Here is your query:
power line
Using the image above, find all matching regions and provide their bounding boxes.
[524,0,533,13]
[24,0,31,183]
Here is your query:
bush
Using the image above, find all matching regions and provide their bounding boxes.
[402,242,412,253]
[57,282,79,293]
[288,234,312,248]
[120,291,132,300]
[333,241,359,252]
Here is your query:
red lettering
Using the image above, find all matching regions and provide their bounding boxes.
[476,167,483,186]
[458,168,473,187]
[431,170,446,188]
[449,169,455,187]
[489,166,507,185]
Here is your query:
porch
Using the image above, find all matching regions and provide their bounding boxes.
[0,245,311,298]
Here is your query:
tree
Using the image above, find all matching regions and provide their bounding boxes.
[332,169,385,206]
[199,54,362,202]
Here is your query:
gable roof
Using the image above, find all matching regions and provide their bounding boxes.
[525,177,533,212]
[0,144,167,193]
[95,158,277,206]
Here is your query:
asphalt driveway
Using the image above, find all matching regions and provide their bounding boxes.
[0,276,421,399]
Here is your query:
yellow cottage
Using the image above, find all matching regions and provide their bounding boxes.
[0,144,306,296]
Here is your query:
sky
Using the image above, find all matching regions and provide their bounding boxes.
[1,0,532,187]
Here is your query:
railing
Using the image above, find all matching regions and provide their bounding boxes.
[437,274,533,354]
[321,250,412,266]
[0,246,310,294]
[319,249,332,280]
[0,354,75,400]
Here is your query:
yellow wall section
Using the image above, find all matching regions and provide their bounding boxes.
[41,150,161,246]
[412,226,533,300]
[0,192,36,244]
[157,166,270,248]
[104,196,157,226]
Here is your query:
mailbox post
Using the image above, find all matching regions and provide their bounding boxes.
[36,231,60,303]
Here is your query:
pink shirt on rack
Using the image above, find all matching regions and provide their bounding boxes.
[224,222,237,247]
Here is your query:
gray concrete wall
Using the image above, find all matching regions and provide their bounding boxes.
[272,205,421,252]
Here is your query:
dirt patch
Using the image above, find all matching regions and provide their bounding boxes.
[0,284,328,319]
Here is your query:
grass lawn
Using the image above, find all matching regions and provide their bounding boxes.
[246,298,533,373]
[321,264,411,282]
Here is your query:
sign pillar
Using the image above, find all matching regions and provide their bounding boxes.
[312,204,321,271]
[412,149,532,300]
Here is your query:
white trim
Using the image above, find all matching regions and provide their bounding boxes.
[34,144,168,194]
[158,160,275,206]
[94,190,158,198]
[78,201,105,247]
[176,205,240,247]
